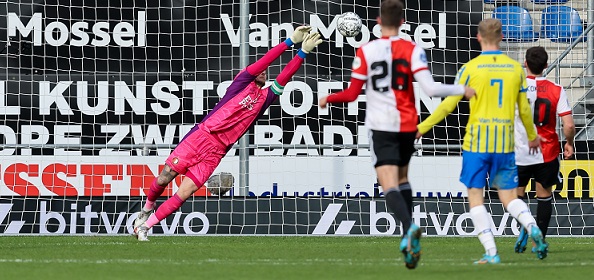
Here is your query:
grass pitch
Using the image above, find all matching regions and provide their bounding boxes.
[0,236,592,280]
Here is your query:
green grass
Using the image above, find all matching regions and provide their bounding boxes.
[0,236,592,280]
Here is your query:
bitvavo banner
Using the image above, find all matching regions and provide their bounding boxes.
[1,197,592,235]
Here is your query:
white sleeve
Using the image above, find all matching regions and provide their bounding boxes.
[413,69,466,97]
[557,87,572,115]
[411,45,429,73]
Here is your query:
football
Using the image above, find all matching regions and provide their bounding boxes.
[207,172,235,196]
[336,12,362,37]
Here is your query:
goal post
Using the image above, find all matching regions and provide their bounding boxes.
[0,0,592,236]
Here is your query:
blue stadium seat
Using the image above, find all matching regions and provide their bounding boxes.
[541,5,584,43]
[484,0,568,4]
[493,6,538,42]
[532,0,568,4]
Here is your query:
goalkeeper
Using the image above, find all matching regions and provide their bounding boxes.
[133,27,323,241]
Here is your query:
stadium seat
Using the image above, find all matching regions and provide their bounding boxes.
[531,0,568,4]
[484,0,568,5]
[493,6,538,42]
[541,5,584,43]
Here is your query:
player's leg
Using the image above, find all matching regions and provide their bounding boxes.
[499,188,547,259]
[370,130,419,269]
[535,182,553,240]
[531,159,560,251]
[135,135,226,241]
[381,165,421,269]
[514,165,532,253]
[371,130,412,234]
[136,177,200,241]
[494,154,548,259]
[134,136,197,233]
[135,164,178,230]
[378,163,422,268]
[136,158,221,242]
[398,165,413,216]
[461,152,499,264]
[377,166,411,233]
[533,160,560,240]
[397,132,421,269]
[516,164,531,200]
[468,188,500,264]
[530,182,553,253]
[395,132,417,225]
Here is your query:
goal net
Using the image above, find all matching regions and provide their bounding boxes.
[0,0,592,236]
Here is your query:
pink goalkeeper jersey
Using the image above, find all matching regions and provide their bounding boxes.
[198,71,278,148]
[178,40,304,150]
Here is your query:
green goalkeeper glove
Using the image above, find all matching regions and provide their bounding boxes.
[301,32,323,53]
[290,26,312,44]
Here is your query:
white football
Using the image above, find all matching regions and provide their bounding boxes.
[337,12,362,37]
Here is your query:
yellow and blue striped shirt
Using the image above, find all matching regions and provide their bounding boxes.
[418,50,537,153]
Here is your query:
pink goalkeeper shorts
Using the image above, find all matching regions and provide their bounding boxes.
[166,128,227,187]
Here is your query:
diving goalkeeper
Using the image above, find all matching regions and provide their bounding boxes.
[133,27,323,241]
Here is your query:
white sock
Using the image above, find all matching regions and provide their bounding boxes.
[506,199,537,231]
[470,205,497,256]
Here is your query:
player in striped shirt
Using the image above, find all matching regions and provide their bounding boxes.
[514,46,575,254]
[133,27,323,241]
[319,0,474,269]
[417,19,548,263]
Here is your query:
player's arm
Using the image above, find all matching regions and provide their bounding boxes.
[517,71,537,142]
[246,26,311,76]
[517,91,537,141]
[417,63,472,137]
[267,33,323,97]
[414,71,467,97]
[557,87,576,159]
[319,48,367,108]
[227,26,312,98]
[319,78,365,108]
[259,33,323,113]
[515,69,540,153]
[417,95,463,137]
[412,47,474,99]
[561,114,576,159]
[517,80,541,154]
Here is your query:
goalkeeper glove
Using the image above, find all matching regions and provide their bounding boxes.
[290,26,312,44]
[301,32,323,54]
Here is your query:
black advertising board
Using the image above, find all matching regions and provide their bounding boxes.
[1,197,591,235]
[0,0,482,154]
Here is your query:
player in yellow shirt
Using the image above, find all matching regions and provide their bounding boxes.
[416,18,548,264]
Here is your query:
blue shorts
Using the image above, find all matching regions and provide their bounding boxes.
[460,151,518,190]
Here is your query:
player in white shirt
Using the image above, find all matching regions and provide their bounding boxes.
[514,46,576,254]
[319,0,474,269]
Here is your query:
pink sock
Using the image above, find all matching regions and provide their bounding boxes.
[143,201,155,212]
[145,214,160,228]
[145,194,185,228]
[144,178,166,211]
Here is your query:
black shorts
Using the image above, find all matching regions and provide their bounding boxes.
[517,159,561,188]
[369,130,416,167]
